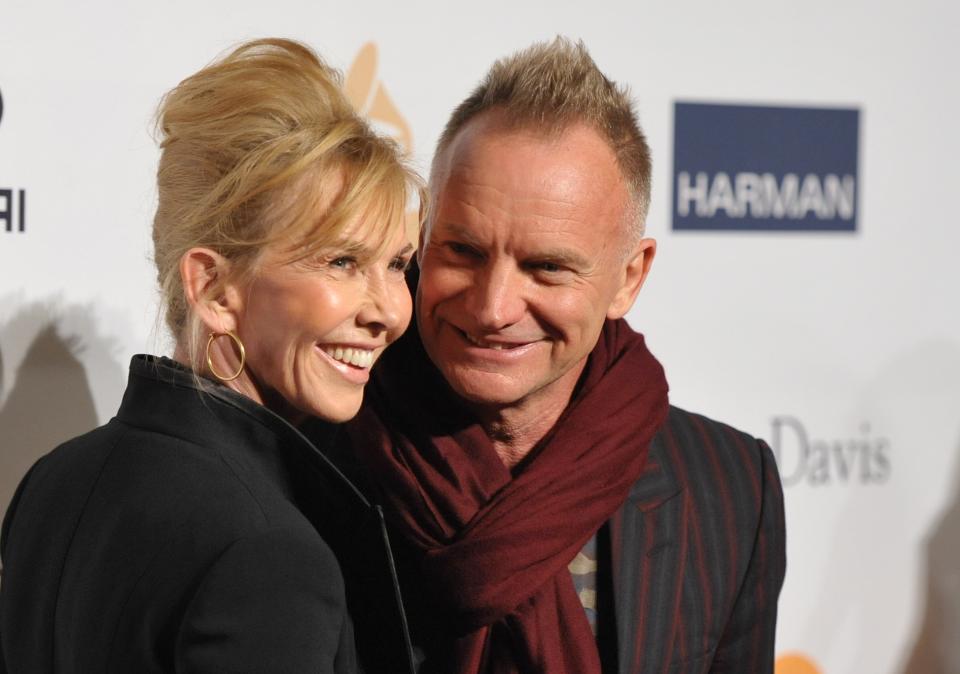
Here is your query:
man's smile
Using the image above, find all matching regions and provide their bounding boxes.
[458,329,537,351]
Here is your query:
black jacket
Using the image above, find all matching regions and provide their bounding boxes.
[0,355,414,674]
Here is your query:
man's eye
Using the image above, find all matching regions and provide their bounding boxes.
[448,242,478,257]
[536,262,562,273]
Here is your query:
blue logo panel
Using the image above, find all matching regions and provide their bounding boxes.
[672,102,860,232]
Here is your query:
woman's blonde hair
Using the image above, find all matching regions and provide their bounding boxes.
[153,38,421,373]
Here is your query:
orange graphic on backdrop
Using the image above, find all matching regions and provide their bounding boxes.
[346,43,413,152]
[776,653,822,674]
[345,42,419,243]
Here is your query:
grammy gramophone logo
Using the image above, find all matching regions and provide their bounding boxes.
[0,85,27,234]
[344,43,418,242]
[345,43,413,152]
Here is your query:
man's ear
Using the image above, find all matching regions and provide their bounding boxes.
[607,237,657,320]
[179,247,244,334]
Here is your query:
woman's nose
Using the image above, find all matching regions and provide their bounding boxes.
[356,269,410,334]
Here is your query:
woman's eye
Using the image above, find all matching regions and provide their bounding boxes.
[329,256,357,270]
[389,256,413,272]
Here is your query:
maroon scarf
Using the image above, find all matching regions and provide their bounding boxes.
[349,318,669,673]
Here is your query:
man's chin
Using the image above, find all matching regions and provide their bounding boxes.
[441,367,531,409]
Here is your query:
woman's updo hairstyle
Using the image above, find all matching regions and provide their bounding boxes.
[152,38,420,373]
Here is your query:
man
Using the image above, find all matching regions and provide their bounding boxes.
[349,38,785,674]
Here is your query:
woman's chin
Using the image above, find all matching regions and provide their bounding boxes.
[299,391,363,425]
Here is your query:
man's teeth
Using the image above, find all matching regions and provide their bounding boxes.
[324,346,374,368]
[463,332,512,350]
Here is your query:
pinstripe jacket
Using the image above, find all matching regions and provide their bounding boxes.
[596,405,786,674]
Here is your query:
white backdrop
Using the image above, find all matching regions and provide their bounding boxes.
[1,2,958,672]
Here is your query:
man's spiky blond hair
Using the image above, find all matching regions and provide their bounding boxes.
[430,37,651,244]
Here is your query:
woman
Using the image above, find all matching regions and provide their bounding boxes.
[0,39,419,673]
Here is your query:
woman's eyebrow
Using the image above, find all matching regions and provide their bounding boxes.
[325,238,371,256]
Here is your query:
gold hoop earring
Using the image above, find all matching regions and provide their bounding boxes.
[206,331,246,382]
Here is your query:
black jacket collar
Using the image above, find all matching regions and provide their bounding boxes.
[116,355,371,509]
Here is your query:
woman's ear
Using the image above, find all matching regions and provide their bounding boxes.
[179,248,243,334]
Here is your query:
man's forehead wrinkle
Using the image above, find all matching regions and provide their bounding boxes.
[446,177,588,225]
[444,204,590,234]
[447,195,491,224]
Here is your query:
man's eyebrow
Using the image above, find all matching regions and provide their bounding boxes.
[435,222,485,246]
[528,248,591,269]
[436,223,592,268]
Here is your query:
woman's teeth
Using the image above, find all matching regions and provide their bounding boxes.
[324,346,374,369]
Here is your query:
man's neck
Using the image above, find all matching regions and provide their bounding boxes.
[469,363,586,469]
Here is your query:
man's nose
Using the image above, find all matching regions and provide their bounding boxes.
[466,262,525,331]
